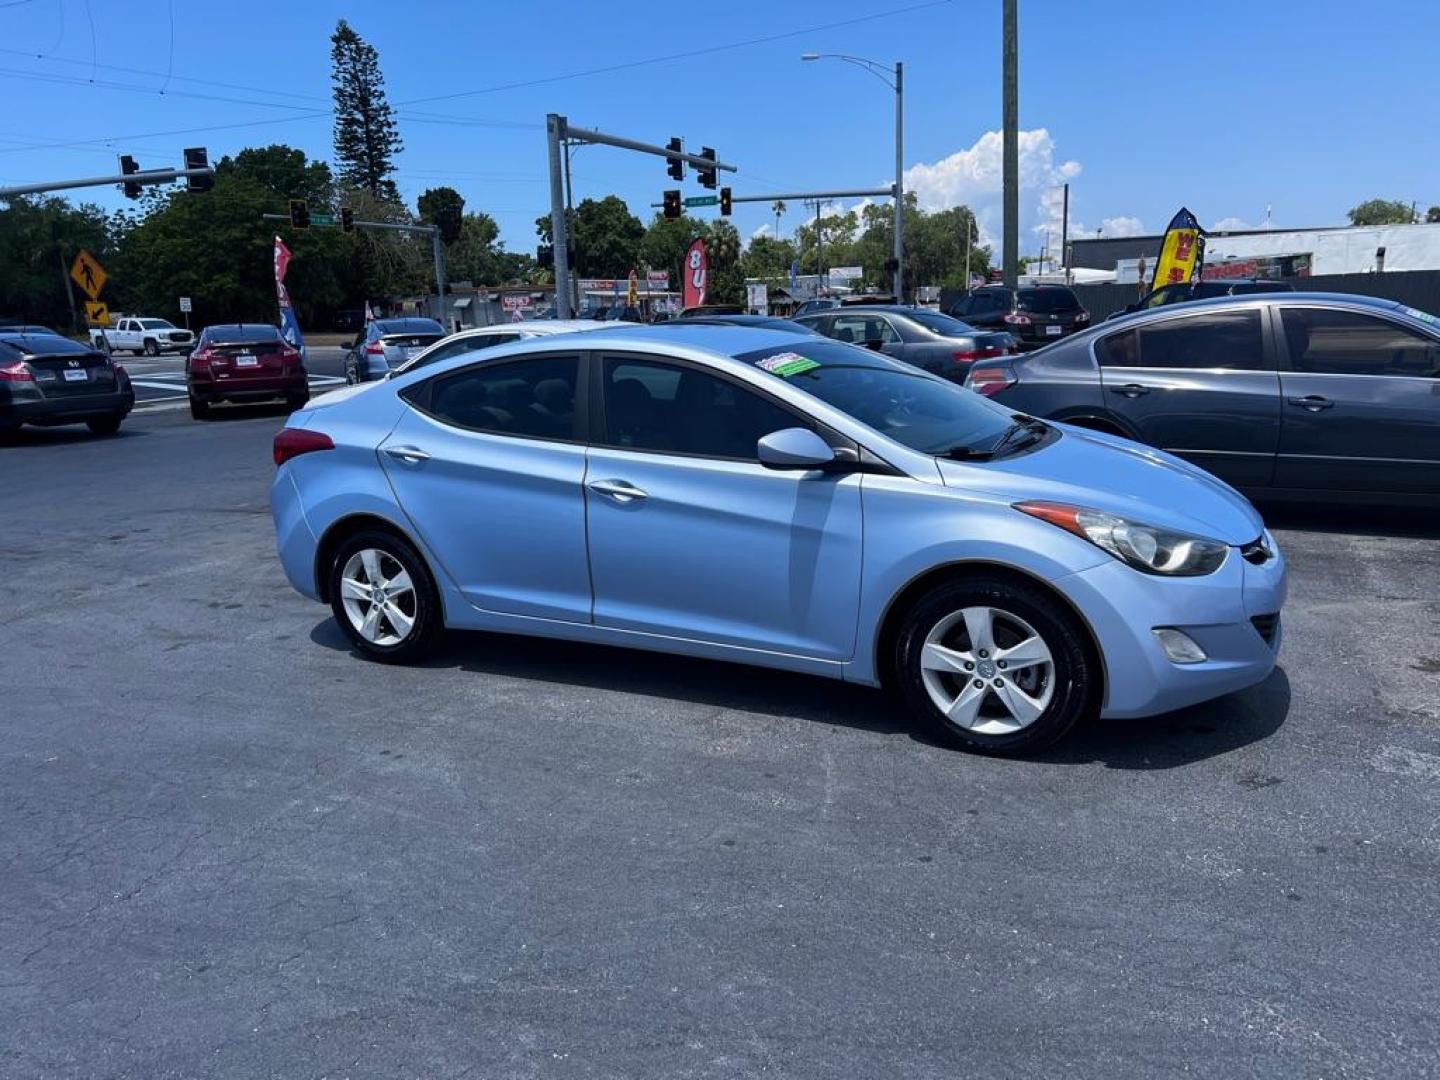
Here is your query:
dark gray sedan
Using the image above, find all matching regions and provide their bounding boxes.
[794,305,1014,380]
[964,292,1440,503]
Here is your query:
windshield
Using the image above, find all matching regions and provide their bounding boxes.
[738,341,1015,455]
[139,319,175,330]
[906,310,979,335]
[1017,288,1081,314]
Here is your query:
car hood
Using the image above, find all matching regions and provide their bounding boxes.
[936,425,1265,545]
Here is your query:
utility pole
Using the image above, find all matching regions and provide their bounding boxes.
[893,60,905,301]
[57,244,80,334]
[1060,182,1069,282]
[1002,0,1019,288]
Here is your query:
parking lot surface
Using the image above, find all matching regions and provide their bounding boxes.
[3,408,1438,1078]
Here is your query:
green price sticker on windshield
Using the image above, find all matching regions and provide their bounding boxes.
[756,352,820,378]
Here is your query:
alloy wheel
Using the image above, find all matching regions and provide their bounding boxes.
[920,606,1055,735]
[338,548,417,646]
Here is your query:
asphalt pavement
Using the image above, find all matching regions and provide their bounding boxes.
[2,408,1438,1078]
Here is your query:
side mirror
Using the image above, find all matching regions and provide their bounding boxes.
[757,427,837,470]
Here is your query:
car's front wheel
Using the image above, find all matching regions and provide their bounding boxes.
[328,530,443,662]
[894,574,1099,755]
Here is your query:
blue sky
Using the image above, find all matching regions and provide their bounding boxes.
[2,0,1438,260]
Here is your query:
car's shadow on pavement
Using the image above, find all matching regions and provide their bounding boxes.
[310,619,1291,767]
[0,425,149,448]
[194,402,296,423]
[1257,501,1438,539]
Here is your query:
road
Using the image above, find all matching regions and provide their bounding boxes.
[3,409,1439,1078]
[120,345,350,407]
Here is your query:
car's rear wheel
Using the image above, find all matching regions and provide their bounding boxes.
[328,530,443,663]
[143,339,159,357]
[894,575,1098,756]
[285,392,309,412]
[86,415,123,436]
[188,395,211,420]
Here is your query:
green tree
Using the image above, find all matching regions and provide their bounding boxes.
[639,212,705,291]
[330,20,403,203]
[1427,206,1440,224]
[571,196,644,277]
[1346,198,1416,226]
[742,235,799,282]
[0,196,114,332]
[228,145,334,206]
[417,185,464,242]
[704,220,744,305]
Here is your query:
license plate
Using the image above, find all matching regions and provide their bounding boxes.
[1045,324,1062,336]
[403,347,420,360]
[236,354,258,367]
[63,368,88,382]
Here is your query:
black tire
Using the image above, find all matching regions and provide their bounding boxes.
[143,339,159,357]
[87,415,123,436]
[894,574,1099,756]
[188,395,211,421]
[285,392,310,412]
[327,528,443,663]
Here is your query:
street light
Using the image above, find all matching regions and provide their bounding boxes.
[802,52,904,300]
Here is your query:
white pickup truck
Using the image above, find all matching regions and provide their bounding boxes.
[90,316,195,356]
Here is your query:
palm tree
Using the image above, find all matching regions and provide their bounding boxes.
[772,200,786,239]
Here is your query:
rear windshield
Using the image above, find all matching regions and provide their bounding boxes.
[0,334,94,356]
[905,310,979,335]
[205,326,282,343]
[738,341,1013,455]
[1017,288,1081,313]
[377,319,444,335]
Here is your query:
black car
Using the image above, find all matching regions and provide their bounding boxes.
[793,304,1014,379]
[961,292,1440,504]
[947,284,1091,348]
[0,332,134,436]
[1109,277,1294,320]
[657,314,816,334]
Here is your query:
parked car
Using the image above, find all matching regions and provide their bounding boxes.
[794,305,1014,379]
[343,318,447,384]
[90,316,194,356]
[963,292,1440,503]
[947,285,1090,348]
[0,323,62,336]
[656,314,817,334]
[0,331,133,436]
[792,298,840,318]
[187,324,308,420]
[271,324,1285,757]
[1108,277,1294,320]
[392,320,613,376]
[678,304,745,317]
[791,295,902,319]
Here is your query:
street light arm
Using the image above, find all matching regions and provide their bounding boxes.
[802,52,897,89]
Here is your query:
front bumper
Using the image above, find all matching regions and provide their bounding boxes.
[1059,543,1286,719]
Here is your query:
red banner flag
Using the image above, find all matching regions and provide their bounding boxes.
[682,237,708,309]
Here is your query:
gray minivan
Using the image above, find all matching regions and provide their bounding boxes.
[964,292,1440,503]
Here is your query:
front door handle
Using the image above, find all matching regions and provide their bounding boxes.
[1115,383,1151,398]
[384,445,431,464]
[1286,395,1334,412]
[588,479,648,503]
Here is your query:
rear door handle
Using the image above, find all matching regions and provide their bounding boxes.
[1286,395,1334,412]
[384,445,431,464]
[1115,383,1151,398]
[588,479,648,503]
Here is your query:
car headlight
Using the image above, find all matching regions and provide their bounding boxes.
[1015,500,1229,576]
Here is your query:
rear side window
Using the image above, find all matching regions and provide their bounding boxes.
[1098,311,1264,370]
[830,315,898,345]
[1281,308,1440,377]
[420,355,580,440]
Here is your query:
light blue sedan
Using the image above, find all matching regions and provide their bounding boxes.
[270,325,1286,755]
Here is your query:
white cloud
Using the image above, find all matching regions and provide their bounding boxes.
[1098,215,1146,237]
[1211,216,1253,232]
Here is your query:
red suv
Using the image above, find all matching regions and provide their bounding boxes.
[187,324,308,419]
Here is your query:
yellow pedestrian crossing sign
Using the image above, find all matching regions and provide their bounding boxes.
[70,249,107,300]
[84,300,110,326]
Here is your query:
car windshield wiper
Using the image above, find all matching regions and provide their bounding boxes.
[986,415,1050,458]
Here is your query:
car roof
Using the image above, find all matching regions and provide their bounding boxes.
[807,304,917,316]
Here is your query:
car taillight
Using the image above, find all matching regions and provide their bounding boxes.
[965,364,1017,397]
[279,346,302,364]
[0,360,34,382]
[1002,313,1032,326]
[189,349,212,371]
[273,427,333,466]
[1074,310,1090,324]
[364,341,385,355]
[952,345,1007,364]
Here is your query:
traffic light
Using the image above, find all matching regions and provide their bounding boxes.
[340,206,355,233]
[183,147,213,193]
[119,155,141,199]
[536,244,554,269]
[436,206,462,244]
[662,189,681,220]
[696,147,717,189]
[665,137,684,182]
[288,199,310,230]
[720,187,733,216]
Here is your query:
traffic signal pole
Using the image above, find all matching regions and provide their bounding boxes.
[0,165,215,199]
[545,114,737,318]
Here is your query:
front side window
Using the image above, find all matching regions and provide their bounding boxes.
[601,356,800,460]
[421,354,579,440]
[1099,311,1264,370]
[1281,307,1440,377]
[830,315,897,345]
